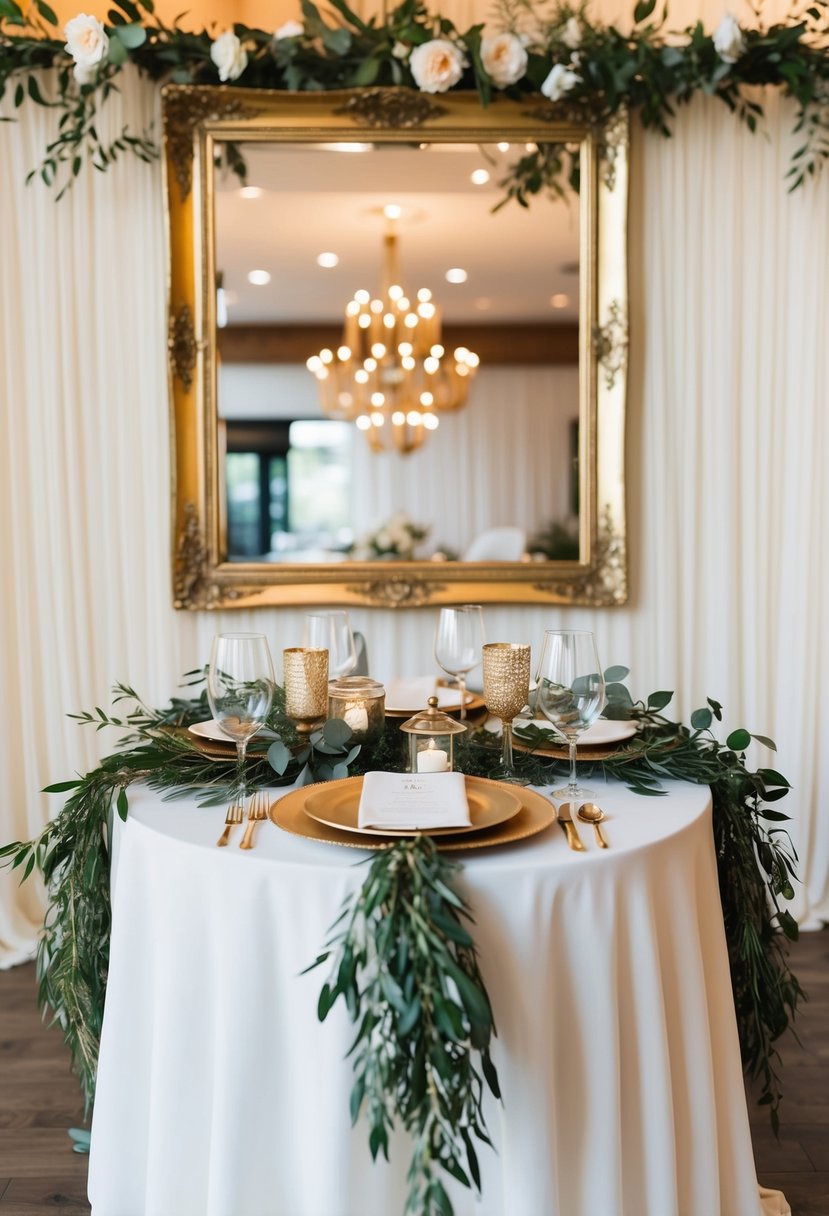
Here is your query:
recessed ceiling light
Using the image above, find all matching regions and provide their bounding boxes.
[248,269,271,286]
[384,203,402,220]
[317,252,339,268]
[445,268,468,284]
[470,169,490,186]
[497,142,510,152]
[550,293,570,309]
[239,186,263,199]
[525,142,538,153]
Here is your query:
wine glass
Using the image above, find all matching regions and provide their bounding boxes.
[535,630,606,801]
[303,611,356,679]
[207,633,275,796]
[482,643,531,782]
[433,605,485,722]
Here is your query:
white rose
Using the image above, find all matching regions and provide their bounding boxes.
[540,62,581,101]
[409,39,467,94]
[210,29,249,82]
[481,32,528,88]
[274,20,304,40]
[375,529,393,549]
[713,13,745,64]
[63,14,109,71]
[562,17,582,50]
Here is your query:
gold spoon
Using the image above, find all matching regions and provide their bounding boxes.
[577,803,609,849]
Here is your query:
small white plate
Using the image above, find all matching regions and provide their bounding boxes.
[188,720,236,743]
[516,718,638,746]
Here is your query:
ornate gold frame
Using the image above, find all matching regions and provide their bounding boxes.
[163,86,628,610]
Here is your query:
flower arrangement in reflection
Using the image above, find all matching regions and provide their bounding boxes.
[348,511,430,561]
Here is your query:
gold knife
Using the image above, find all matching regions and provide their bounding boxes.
[557,802,586,852]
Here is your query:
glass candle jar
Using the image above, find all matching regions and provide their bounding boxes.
[327,676,385,746]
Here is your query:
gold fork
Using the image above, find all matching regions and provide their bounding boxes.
[239,790,269,851]
[216,801,244,847]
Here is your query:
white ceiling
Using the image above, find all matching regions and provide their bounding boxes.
[214,141,581,326]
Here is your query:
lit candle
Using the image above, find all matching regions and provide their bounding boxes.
[417,741,449,773]
[343,703,369,735]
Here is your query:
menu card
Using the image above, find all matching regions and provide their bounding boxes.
[358,771,471,831]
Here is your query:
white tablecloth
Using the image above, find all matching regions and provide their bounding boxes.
[87,778,789,1216]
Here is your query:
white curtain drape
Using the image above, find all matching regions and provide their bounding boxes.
[2,70,828,963]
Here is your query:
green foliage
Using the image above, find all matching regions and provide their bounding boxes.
[0,0,828,199]
[306,836,499,1215]
[0,666,805,1189]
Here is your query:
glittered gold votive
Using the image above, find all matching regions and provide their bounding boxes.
[482,643,531,723]
[283,647,329,732]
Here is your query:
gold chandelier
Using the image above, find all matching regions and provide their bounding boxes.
[306,216,479,455]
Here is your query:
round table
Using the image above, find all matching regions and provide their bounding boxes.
[87,777,789,1216]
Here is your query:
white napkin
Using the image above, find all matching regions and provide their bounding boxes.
[358,771,471,831]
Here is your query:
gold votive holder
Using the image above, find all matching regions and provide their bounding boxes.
[327,676,385,746]
[283,647,329,733]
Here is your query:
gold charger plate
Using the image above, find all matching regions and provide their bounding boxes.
[303,775,521,837]
[511,734,639,762]
[269,778,556,851]
[165,726,273,763]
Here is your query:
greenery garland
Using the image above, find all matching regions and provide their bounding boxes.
[0,0,827,199]
[1,669,802,1214]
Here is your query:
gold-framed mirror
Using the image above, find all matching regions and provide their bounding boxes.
[163,86,628,610]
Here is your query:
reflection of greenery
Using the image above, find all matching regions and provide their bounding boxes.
[529,518,580,560]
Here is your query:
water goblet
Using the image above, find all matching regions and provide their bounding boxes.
[433,605,485,722]
[482,643,532,782]
[535,629,606,801]
[303,611,357,679]
[207,633,275,797]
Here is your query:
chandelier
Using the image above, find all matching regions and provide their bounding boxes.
[306,215,479,455]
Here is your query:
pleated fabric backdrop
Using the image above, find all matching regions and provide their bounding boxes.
[1,65,828,962]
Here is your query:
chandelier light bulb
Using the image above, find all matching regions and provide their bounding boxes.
[337,345,351,361]
[424,414,440,429]
[358,314,371,329]
[354,289,370,304]
[407,410,422,426]
[383,203,402,220]
[356,415,371,430]
[417,288,432,303]
[398,342,413,357]
[320,349,334,364]
[430,344,444,358]
[370,392,385,406]
[355,369,369,384]
[364,357,377,372]
[388,284,404,300]
[420,391,434,406]
[370,343,386,358]
[370,411,385,426]
[470,169,490,185]
[392,411,406,425]
[317,252,339,268]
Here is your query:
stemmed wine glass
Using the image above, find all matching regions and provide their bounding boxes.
[207,633,275,797]
[433,605,485,722]
[303,611,357,679]
[482,643,531,783]
[535,630,606,801]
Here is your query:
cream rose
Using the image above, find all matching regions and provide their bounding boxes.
[409,39,466,94]
[540,62,581,101]
[713,14,745,64]
[274,20,304,41]
[561,17,582,50]
[210,29,249,82]
[481,32,528,88]
[63,14,109,73]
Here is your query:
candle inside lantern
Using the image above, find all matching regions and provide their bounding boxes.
[417,740,449,773]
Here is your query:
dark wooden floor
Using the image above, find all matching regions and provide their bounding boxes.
[0,931,827,1214]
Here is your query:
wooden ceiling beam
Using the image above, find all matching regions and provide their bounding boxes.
[218,323,579,367]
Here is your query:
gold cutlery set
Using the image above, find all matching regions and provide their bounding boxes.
[557,802,610,851]
[216,791,270,850]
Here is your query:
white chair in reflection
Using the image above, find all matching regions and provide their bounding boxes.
[462,526,526,562]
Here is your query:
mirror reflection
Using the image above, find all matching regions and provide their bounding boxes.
[214,140,581,566]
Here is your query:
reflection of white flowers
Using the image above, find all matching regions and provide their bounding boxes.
[409,39,467,93]
[349,512,430,560]
[541,62,581,101]
[210,29,249,82]
[64,14,109,77]
[481,32,528,88]
[274,20,304,41]
[713,13,745,63]
[561,17,583,50]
